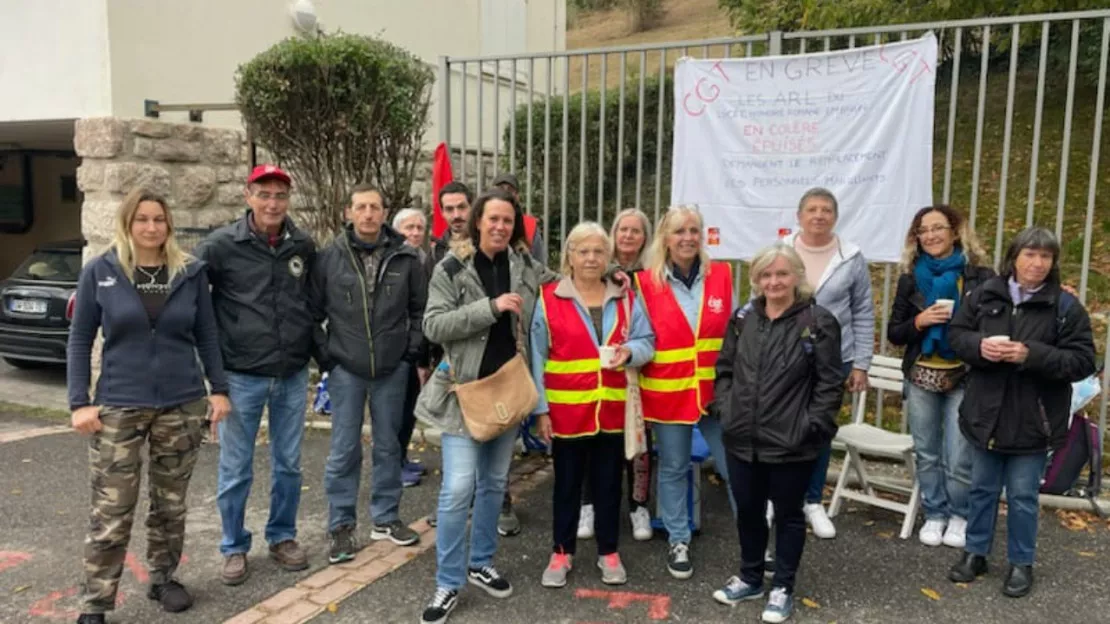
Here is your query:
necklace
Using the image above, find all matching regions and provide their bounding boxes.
[136,265,164,284]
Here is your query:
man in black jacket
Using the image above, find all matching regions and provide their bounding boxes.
[313,184,428,563]
[194,164,322,585]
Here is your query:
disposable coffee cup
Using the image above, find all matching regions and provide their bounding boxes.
[935,298,955,314]
[985,335,1010,342]
[599,345,619,368]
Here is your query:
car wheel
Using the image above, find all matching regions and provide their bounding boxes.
[3,357,49,369]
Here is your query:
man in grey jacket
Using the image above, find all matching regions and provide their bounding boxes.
[313,184,428,564]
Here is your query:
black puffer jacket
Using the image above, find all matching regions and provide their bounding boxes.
[314,224,427,380]
[713,297,845,464]
[948,276,1097,454]
[194,212,322,377]
[887,263,996,376]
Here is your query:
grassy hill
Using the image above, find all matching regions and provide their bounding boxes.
[564,0,1109,359]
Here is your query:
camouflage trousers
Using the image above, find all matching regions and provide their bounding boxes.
[81,400,208,614]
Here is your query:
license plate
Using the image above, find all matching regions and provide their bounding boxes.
[10,299,47,314]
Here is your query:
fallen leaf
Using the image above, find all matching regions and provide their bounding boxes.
[11,489,21,495]
[707,473,722,485]
[801,597,820,608]
[327,603,339,613]
[877,531,894,539]
[955,583,969,589]
[21,459,31,463]
[1078,551,1096,557]
[921,588,941,601]
[301,486,311,491]
[13,585,30,594]
[863,520,876,527]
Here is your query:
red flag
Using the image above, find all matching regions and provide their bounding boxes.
[431,142,454,239]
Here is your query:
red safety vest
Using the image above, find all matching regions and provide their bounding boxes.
[539,283,631,438]
[634,261,732,424]
[523,215,537,245]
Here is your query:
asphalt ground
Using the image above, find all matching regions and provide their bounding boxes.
[3,409,1110,624]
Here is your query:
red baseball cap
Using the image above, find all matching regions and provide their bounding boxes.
[247,164,291,186]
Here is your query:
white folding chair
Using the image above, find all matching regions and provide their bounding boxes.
[828,355,921,539]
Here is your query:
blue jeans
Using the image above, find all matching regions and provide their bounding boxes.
[805,362,854,504]
[324,362,410,531]
[905,382,972,519]
[435,429,517,590]
[217,367,309,556]
[654,417,735,545]
[964,446,1047,566]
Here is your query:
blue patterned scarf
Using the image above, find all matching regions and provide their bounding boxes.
[913,249,965,359]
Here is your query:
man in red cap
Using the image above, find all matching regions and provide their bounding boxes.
[195,164,327,585]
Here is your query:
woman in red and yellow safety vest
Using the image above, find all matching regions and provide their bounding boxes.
[635,205,737,580]
[529,222,655,589]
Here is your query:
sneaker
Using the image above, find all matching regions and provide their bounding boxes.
[402,463,423,488]
[762,587,794,623]
[542,552,573,588]
[221,552,249,585]
[497,500,522,537]
[371,520,420,547]
[919,519,946,547]
[405,459,428,476]
[420,587,458,624]
[713,575,764,606]
[427,513,438,528]
[328,524,360,564]
[268,540,309,571]
[943,516,967,549]
[468,565,513,598]
[577,504,595,540]
[147,579,193,613]
[667,542,693,579]
[76,615,105,624]
[597,553,627,585]
[630,505,653,541]
[803,503,836,539]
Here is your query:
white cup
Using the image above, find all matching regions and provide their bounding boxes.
[985,335,1010,343]
[599,345,619,368]
[935,298,955,315]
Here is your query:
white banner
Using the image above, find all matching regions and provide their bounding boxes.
[670,34,938,262]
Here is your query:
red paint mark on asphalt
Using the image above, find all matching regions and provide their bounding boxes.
[26,552,190,619]
[0,551,32,573]
[124,552,149,583]
[575,588,672,620]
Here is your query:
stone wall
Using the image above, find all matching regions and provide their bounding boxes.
[74,118,251,258]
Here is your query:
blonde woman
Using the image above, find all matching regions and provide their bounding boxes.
[68,189,230,623]
[887,205,994,548]
[578,208,656,542]
[711,243,843,623]
[530,221,655,588]
[635,205,735,579]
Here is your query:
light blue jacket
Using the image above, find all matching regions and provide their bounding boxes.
[530,278,655,415]
[782,232,875,370]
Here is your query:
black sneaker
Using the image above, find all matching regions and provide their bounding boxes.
[329,524,361,564]
[371,519,420,546]
[427,513,438,528]
[667,542,693,579]
[420,587,458,624]
[76,615,105,624]
[147,579,194,613]
[467,565,513,598]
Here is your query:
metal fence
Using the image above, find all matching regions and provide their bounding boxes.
[438,9,1110,436]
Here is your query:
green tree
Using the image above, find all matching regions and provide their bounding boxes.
[235,32,434,240]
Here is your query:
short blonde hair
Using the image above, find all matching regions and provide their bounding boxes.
[560,221,611,277]
[391,207,426,230]
[645,205,711,285]
[749,243,814,301]
[112,188,192,284]
[609,208,652,269]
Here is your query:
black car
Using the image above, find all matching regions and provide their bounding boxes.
[0,239,84,368]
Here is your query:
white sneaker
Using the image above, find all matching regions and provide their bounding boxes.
[942,516,967,548]
[577,504,595,540]
[803,503,836,539]
[630,506,653,541]
[919,518,946,547]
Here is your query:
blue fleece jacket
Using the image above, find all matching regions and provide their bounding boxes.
[66,250,228,410]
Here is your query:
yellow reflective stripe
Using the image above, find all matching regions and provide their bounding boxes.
[547,387,627,404]
[697,367,716,380]
[696,338,723,352]
[638,376,698,392]
[545,358,600,374]
[653,347,696,364]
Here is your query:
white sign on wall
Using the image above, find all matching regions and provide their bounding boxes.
[670,33,938,262]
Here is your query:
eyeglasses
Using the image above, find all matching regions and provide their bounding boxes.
[915,225,951,237]
[252,191,290,201]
